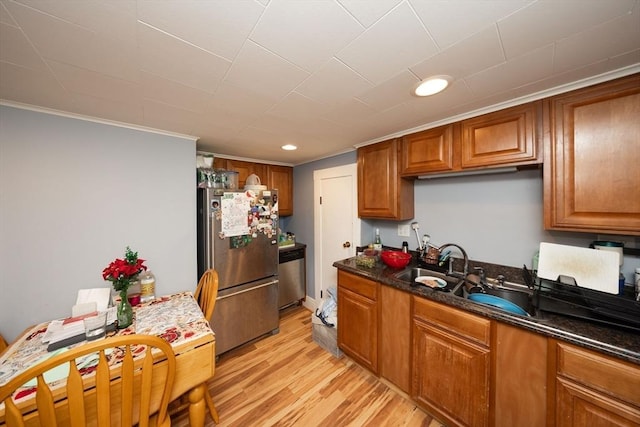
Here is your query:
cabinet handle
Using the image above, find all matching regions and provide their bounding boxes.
[343,241,351,248]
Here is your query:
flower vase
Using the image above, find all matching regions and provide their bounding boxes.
[117,289,133,329]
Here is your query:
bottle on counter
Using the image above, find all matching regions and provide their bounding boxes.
[126,280,141,306]
[532,250,539,274]
[139,270,156,303]
[402,241,409,253]
[373,229,382,251]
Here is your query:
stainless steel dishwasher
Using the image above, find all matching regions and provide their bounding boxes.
[278,244,306,309]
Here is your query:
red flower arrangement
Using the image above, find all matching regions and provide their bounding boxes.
[102,246,147,292]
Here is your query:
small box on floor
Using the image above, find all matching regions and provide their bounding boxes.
[311,314,342,358]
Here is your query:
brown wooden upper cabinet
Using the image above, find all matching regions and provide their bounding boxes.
[214,158,294,216]
[401,101,542,176]
[461,101,541,168]
[216,159,267,189]
[266,165,293,216]
[358,139,414,220]
[544,73,640,236]
[401,124,457,174]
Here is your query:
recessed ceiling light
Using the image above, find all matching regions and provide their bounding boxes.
[413,75,452,97]
[281,144,297,151]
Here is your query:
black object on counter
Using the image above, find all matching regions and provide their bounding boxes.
[533,277,640,333]
[522,264,535,290]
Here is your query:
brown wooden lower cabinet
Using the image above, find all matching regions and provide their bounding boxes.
[552,341,640,426]
[493,323,547,427]
[337,271,378,373]
[379,285,410,393]
[338,272,410,391]
[412,297,491,427]
[335,270,640,426]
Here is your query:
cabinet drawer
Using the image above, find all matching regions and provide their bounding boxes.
[556,342,640,405]
[338,270,378,301]
[413,297,490,346]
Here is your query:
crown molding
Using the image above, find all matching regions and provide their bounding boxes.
[0,100,199,142]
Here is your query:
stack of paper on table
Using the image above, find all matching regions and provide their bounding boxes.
[42,288,116,350]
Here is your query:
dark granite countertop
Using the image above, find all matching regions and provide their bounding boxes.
[278,242,306,252]
[334,257,640,365]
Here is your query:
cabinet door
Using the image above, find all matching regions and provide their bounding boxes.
[337,286,378,373]
[401,124,456,174]
[224,159,267,189]
[267,165,293,216]
[556,378,640,426]
[545,74,640,235]
[461,101,541,168]
[553,341,640,426]
[358,139,414,220]
[379,285,410,393]
[494,323,547,427]
[412,318,490,427]
[212,157,227,170]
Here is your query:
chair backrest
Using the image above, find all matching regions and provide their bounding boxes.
[0,334,176,427]
[0,333,8,356]
[194,269,219,319]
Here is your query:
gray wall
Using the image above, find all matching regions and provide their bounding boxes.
[282,151,357,298]
[0,106,197,342]
[4,104,635,341]
[289,157,640,300]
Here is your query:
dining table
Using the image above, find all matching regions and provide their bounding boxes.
[0,291,216,427]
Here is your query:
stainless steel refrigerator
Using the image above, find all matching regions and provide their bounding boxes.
[197,188,279,355]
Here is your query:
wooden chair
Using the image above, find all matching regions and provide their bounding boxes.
[0,333,8,356]
[170,269,220,423]
[0,334,176,427]
[194,269,219,321]
[193,269,220,423]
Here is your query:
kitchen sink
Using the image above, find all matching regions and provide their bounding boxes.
[394,267,535,317]
[393,267,461,288]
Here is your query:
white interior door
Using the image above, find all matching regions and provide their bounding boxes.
[313,164,360,303]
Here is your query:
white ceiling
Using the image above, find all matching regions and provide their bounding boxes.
[1,0,639,165]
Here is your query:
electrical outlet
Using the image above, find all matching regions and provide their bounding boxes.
[398,224,410,237]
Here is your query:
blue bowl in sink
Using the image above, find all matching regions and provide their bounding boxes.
[468,293,530,316]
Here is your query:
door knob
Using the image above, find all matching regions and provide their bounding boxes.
[343,241,351,248]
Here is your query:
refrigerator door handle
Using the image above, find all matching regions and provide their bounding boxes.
[216,279,279,301]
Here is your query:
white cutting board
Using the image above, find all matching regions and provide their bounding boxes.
[537,242,620,294]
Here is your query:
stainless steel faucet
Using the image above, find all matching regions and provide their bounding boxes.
[411,222,423,253]
[437,243,469,279]
[474,266,488,288]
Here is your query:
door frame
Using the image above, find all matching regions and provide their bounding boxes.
[313,163,361,305]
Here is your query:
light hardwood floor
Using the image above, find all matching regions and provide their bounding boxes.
[173,306,444,427]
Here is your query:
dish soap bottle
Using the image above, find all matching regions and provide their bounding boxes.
[373,229,382,251]
[139,270,156,303]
